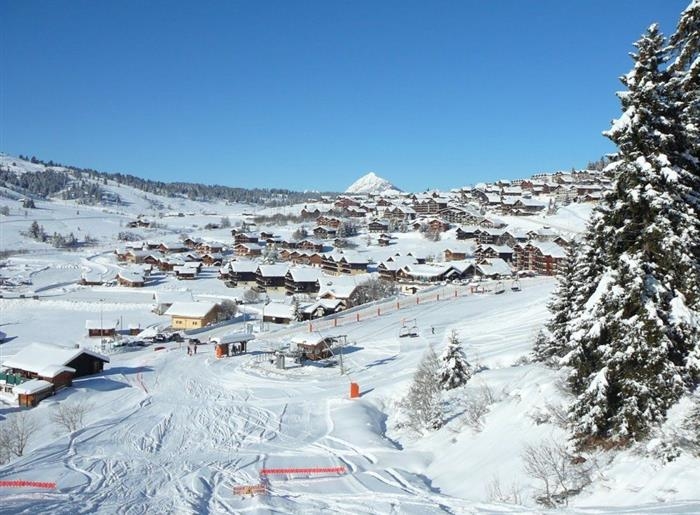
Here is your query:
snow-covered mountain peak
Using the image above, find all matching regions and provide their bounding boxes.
[345,172,401,195]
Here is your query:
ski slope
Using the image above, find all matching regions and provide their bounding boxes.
[2,278,699,514]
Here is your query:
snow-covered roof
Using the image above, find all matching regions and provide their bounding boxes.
[480,244,514,254]
[401,264,455,279]
[210,332,256,344]
[379,255,419,270]
[2,342,109,376]
[317,273,372,299]
[229,261,259,273]
[117,270,145,282]
[174,265,198,275]
[528,241,567,259]
[257,264,289,277]
[85,320,119,330]
[287,266,322,283]
[164,301,218,318]
[13,379,53,395]
[263,302,295,319]
[475,258,512,277]
[236,242,263,251]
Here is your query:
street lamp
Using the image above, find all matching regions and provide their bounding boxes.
[99,298,104,338]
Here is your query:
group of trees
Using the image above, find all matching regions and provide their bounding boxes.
[537,2,700,449]
[25,221,80,248]
[347,278,398,308]
[399,330,473,433]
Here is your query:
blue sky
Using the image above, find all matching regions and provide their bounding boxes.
[0,1,690,192]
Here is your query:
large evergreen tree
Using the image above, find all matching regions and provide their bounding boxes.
[438,330,472,390]
[548,12,700,449]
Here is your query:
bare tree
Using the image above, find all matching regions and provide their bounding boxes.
[460,383,496,431]
[486,475,523,505]
[4,412,39,457]
[52,400,93,433]
[217,300,239,321]
[243,288,260,304]
[522,439,592,507]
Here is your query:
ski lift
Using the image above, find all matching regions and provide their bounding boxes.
[494,281,505,295]
[408,323,419,338]
[511,278,521,292]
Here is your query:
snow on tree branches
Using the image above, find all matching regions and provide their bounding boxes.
[439,330,472,390]
[541,4,700,450]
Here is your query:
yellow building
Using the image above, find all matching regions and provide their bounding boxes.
[164,301,219,330]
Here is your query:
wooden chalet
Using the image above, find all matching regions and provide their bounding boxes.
[321,252,368,275]
[2,342,109,407]
[80,271,105,286]
[86,319,119,338]
[197,242,224,254]
[159,242,189,254]
[164,301,219,330]
[201,253,224,266]
[456,226,480,240]
[116,270,146,287]
[300,299,344,320]
[292,335,340,361]
[368,220,390,233]
[426,218,450,233]
[227,261,259,285]
[234,233,259,244]
[377,255,419,281]
[464,258,513,279]
[261,302,296,324]
[395,263,460,283]
[285,267,321,295]
[475,244,514,262]
[234,242,263,257]
[377,234,393,246]
[443,248,469,261]
[126,219,152,228]
[174,265,198,280]
[412,196,448,215]
[296,239,324,252]
[313,226,337,240]
[316,216,343,228]
[256,264,289,292]
[384,205,416,221]
[182,237,201,249]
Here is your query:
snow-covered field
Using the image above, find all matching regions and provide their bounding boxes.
[1,159,699,513]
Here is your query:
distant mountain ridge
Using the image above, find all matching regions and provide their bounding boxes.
[0,153,337,206]
[345,172,401,195]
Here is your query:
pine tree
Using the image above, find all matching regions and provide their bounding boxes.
[559,19,700,448]
[534,240,580,362]
[403,346,444,432]
[439,330,472,390]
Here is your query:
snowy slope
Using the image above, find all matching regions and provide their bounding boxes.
[1,154,699,513]
[346,172,401,195]
[1,277,699,513]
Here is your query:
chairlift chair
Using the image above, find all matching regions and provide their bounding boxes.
[511,278,522,292]
[408,324,419,338]
[494,281,505,294]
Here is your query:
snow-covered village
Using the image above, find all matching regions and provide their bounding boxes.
[1,1,699,514]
